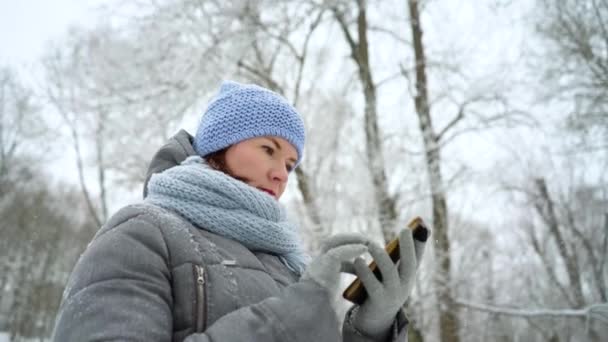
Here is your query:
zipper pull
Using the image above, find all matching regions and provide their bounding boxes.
[196,265,205,284]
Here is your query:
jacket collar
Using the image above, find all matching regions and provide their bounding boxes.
[143,129,197,198]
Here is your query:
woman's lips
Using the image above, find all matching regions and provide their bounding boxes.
[259,188,276,197]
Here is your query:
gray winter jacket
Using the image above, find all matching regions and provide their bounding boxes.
[52,130,408,341]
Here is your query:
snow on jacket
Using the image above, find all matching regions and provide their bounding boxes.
[52,130,408,341]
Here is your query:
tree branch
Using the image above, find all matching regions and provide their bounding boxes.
[368,24,411,46]
[454,299,608,324]
[437,101,467,142]
[293,9,324,107]
[332,7,359,63]
[237,60,282,92]
[591,0,608,51]
[43,56,102,228]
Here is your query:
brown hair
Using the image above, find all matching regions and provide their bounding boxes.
[204,148,250,184]
[205,148,230,174]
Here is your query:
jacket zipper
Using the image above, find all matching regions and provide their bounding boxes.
[193,264,206,332]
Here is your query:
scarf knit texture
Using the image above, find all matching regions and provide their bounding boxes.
[145,156,308,275]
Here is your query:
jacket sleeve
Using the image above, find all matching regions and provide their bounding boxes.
[342,306,409,342]
[52,215,341,342]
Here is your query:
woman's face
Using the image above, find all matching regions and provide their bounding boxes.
[223,136,298,200]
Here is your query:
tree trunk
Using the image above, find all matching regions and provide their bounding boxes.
[60,108,102,228]
[294,166,324,249]
[354,1,399,242]
[332,0,425,338]
[407,1,459,341]
[534,178,585,307]
[96,113,108,222]
[333,0,398,243]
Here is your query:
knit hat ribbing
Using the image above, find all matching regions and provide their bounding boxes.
[193,81,305,166]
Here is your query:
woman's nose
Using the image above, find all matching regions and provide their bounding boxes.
[270,164,289,183]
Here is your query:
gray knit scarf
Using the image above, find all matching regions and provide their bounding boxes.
[145,156,308,275]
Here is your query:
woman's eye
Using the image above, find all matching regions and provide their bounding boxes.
[262,145,274,155]
[286,164,294,172]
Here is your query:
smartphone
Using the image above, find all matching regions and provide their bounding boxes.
[342,217,429,305]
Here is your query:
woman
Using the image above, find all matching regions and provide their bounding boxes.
[52,81,425,341]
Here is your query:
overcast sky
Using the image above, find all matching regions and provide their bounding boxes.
[0,0,106,68]
[0,0,119,192]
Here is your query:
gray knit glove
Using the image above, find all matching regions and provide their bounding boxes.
[302,234,372,307]
[350,228,426,340]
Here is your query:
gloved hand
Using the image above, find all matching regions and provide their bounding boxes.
[302,233,372,306]
[350,228,427,340]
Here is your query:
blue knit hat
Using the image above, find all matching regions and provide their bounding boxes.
[193,81,306,167]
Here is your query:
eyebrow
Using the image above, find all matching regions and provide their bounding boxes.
[268,137,297,164]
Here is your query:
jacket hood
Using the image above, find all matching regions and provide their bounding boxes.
[143,129,197,198]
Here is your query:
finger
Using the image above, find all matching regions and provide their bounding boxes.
[320,233,373,253]
[398,228,418,282]
[326,244,368,263]
[340,261,357,275]
[367,240,399,286]
[353,257,383,296]
[413,239,426,270]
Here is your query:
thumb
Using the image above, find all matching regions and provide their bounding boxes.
[413,239,426,269]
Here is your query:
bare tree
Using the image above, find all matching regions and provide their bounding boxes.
[451,137,608,341]
[405,2,459,341]
[329,0,399,243]
[0,66,46,305]
[534,0,608,150]
[1,169,96,341]
[323,1,438,339]
[403,0,535,340]
[41,17,220,219]
[0,67,44,191]
[43,38,110,227]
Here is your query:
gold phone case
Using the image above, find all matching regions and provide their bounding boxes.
[342,217,428,305]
